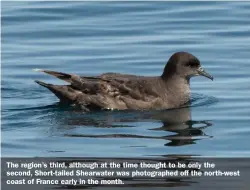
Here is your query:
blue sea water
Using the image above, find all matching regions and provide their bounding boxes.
[1,1,250,159]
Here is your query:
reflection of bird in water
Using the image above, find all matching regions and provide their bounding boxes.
[45,107,213,189]
[148,107,212,146]
[52,106,212,147]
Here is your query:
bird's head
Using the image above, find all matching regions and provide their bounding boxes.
[162,52,213,81]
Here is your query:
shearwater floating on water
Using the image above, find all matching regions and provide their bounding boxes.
[34,52,213,111]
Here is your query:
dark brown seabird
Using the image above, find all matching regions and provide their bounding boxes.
[34,52,213,111]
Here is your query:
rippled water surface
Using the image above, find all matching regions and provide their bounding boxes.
[2,2,250,158]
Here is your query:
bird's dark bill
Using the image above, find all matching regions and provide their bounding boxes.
[197,67,213,80]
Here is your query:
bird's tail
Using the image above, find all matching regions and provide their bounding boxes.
[35,80,77,104]
[35,80,52,88]
[33,68,87,91]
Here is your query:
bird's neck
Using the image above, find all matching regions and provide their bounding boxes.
[161,75,191,107]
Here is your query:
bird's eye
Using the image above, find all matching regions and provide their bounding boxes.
[186,61,199,67]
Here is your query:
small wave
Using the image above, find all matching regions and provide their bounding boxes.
[191,93,219,107]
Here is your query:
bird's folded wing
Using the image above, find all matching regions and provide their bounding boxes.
[34,69,159,100]
[81,74,159,101]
